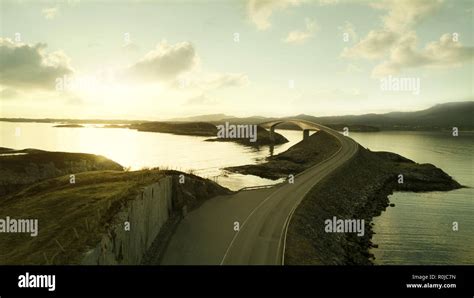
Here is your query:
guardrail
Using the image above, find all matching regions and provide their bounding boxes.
[237,184,278,192]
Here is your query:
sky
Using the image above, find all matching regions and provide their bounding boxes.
[0,0,473,120]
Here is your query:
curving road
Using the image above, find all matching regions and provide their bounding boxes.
[161,120,359,265]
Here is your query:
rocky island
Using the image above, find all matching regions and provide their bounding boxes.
[53,124,84,128]
[130,121,288,146]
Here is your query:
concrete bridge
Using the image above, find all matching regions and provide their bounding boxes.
[259,119,320,141]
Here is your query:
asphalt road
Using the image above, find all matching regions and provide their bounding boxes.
[161,121,359,265]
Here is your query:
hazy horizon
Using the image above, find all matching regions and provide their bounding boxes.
[1,99,473,122]
[1,0,473,120]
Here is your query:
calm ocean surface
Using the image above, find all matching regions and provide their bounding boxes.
[350,131,473,265]
[0,121,303,190]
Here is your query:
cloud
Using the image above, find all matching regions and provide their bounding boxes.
[0,88,20,100]
[371,0,443,32]
[127,40,198,81]
[341,29,399,59]
[42,7,59,20]
[125,41,248,93]
[372,32,474,77]
[341,0,469,76]
[343,0,444,60]
[0,38,74,90]
[247,0,305,30]
[283,18,318,44]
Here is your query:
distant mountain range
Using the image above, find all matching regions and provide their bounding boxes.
[169,113,235,122]
[170,101,474,131]
[1,101,472,131]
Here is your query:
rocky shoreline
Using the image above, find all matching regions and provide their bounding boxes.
[225,130,339,179]
[222,132,463,265]
[284,146,462,265]
[130,121,288,146]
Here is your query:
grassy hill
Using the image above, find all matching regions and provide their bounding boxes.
[0,148,123,197]
[0,169,230,265]
[0,170,164,264]
[293,101,474,130]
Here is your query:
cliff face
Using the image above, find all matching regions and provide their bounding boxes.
[81,177,174,265]
[0,149,123,197]
[81,172,231,265]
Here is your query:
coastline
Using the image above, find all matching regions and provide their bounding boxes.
[223,131,462,264]
[284,146,462,265]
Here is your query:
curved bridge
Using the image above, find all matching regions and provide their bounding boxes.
[259,119,320,140]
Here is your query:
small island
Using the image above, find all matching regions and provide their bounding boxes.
[130,121,289,146]
[130,121,218,136]
[205,125,288,146]
[54,124,84,128]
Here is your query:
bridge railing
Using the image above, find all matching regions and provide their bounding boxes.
[237,184,279,192]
